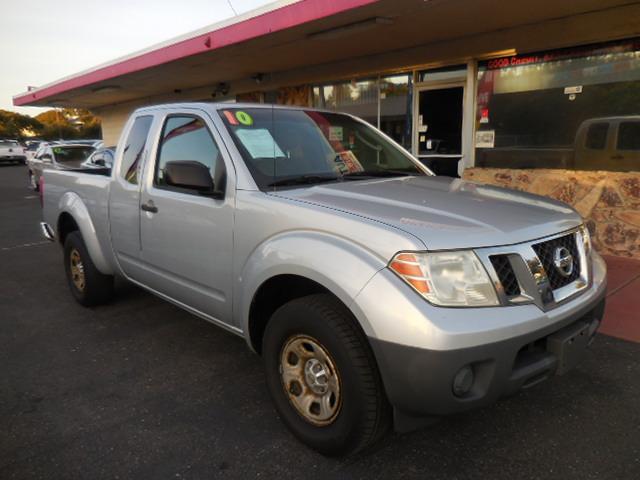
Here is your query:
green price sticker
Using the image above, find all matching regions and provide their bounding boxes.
[235,111,253,126]
[53,147,62,154]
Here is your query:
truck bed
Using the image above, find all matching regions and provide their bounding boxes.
[42,168,115,272]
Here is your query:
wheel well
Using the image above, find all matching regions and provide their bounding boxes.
[57,212,79,245]
[249,275,333,354]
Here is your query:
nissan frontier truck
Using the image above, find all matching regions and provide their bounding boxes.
[39,103,607,455]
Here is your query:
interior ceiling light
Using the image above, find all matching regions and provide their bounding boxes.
[308,17,393,41]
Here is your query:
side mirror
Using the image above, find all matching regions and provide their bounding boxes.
[164,161,222,198]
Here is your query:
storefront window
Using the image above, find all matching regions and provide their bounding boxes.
[313,79,378,126]
[379,74,412,149]
[313,74,412,150]
[417,64,466,83]
[475,40,640,171]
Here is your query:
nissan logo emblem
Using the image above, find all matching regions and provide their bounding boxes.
[553,246,574,277]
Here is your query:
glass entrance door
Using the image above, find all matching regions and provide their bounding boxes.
[414,85,464,176]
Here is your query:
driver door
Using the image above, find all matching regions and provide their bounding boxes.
[137,112,235,324]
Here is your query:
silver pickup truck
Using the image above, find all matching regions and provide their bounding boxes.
[40,103,607,455]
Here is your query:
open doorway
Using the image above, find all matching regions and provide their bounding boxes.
[414,85,464,176]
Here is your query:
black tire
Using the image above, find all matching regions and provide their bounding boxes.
[263,294,391,456]
[63,231,114,306]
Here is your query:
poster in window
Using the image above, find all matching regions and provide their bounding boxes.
[475,130,495,148]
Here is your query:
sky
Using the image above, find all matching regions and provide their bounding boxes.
[0,0,273,116]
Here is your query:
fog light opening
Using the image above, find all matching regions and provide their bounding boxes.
[452,365,474,397]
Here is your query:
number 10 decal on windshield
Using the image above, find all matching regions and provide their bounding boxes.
[223,110,254,126]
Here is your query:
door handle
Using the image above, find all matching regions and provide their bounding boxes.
[141,200,158,213]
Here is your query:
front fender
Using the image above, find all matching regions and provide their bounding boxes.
[236,230,387,344]
[58,191,114,275]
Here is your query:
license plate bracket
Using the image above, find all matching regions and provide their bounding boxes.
[546,321,591,376]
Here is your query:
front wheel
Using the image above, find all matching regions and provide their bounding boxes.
[263,294,391,456]
[63,231,114,306]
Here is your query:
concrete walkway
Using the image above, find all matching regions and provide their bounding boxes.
[601,255,640,343]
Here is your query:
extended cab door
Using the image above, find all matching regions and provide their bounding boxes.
[109,114,155,274]
[136,111,235,324]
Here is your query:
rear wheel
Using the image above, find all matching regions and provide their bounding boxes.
[263,294,391,456]
[63,231,114,306]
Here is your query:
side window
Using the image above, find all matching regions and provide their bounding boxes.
[121,115,153,184]
[617,122,640,151]
[154,115,225,194]
[585,122,608,150]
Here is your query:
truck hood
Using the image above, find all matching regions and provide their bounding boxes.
[273,176,582,250]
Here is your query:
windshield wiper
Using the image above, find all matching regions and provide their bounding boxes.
[267,174,340,187]
[341,170,416,179]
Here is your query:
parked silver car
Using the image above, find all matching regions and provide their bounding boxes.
[39,103,607,455]
[27,143,95,190]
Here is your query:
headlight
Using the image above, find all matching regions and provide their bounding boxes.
[389,250,499,307]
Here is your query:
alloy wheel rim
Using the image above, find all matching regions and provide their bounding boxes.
[69,249,85,291]
[279,335,341,426]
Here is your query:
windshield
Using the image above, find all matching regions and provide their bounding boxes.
[0,141,19,148]
[52,146,95,163]
[219,108,429,189]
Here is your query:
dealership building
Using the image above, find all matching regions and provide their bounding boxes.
[14,0,640,258]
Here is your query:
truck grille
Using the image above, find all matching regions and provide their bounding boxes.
[476,227,589,309]
[531,233,580,290]
[489,255,520,296]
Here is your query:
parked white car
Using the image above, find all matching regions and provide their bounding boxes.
[0,140,27,165]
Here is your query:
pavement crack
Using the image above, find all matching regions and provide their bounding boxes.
[1,240,50,251]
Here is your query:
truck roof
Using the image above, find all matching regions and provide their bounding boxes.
[133,102,329,115]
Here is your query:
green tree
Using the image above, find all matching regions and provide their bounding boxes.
[35,108,102,140]
[0,110,43,140]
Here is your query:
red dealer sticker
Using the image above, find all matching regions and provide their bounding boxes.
[223,110,238,125]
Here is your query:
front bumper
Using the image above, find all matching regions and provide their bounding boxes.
[353,252,607,423]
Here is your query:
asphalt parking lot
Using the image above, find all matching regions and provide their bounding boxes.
[1,164,639,479]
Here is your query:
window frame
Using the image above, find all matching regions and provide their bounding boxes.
[153,113,226,197]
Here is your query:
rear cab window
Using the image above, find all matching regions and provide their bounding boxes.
[617,121,640,151]
[585,122,609,150]
[51,146,95,163]
[121,115,153,184]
